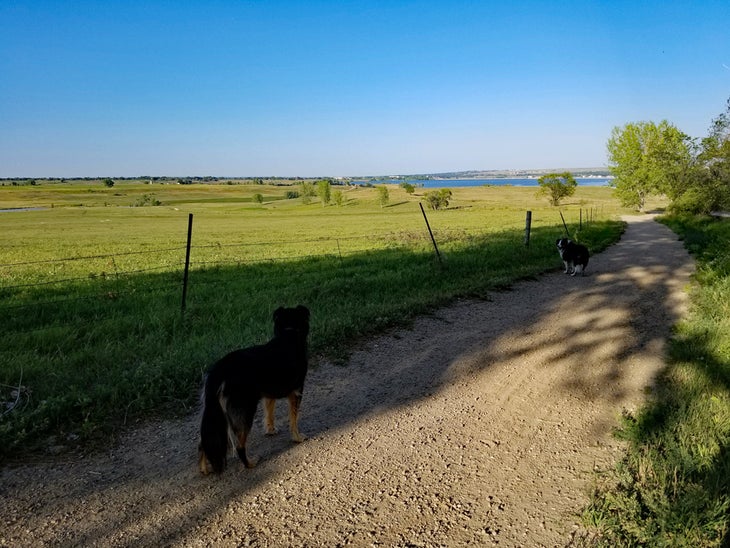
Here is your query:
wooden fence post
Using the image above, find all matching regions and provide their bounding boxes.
[419,203,442,265]
[524,210,532,247]
[559,211,570,237]
[181,213,193,315]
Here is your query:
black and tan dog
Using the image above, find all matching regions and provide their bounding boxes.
[556,237,589,276]
[198,305,310,475]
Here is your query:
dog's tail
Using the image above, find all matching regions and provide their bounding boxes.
[199,369,229,475]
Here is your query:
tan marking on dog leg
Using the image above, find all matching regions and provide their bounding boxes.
[234,430,258,468]
[263,397,277,435]
[198,450,210,475]
[288,391,306,442]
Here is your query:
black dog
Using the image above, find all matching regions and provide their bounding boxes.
[198,305,310,475]
[556,238,589,276]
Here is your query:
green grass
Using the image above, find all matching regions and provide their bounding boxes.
[583,214,730,546]
[0,182,627,461]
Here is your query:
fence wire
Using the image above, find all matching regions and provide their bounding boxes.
[1,208,599,338]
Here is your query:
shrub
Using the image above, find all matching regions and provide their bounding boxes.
[377,186,389,207]
[424,188,452,210]
[536,172,577,206]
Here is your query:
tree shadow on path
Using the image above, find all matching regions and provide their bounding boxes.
[0,215,695,546]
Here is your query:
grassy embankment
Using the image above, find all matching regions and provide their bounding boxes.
[0,181,627,460]
[585,214,730,546]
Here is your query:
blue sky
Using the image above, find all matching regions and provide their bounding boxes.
[1,1,729,178]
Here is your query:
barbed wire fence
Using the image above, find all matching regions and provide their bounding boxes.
[0,206,601,339]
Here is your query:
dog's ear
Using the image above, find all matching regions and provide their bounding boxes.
[556,238,561,245]
[296,305,310,320]
[273,307,284,321]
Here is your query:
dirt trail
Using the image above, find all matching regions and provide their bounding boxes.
[1,215,694,547]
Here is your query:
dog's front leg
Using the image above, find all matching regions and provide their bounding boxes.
[263,397,277,435]
[563,260,570,274]
[287,390,306,442]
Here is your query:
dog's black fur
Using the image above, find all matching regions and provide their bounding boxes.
[198,305,310,475]
[556,238,589,276]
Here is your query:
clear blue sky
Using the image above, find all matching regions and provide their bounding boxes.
[1,1,729,178]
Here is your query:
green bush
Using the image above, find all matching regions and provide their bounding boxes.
[424,189,452,210]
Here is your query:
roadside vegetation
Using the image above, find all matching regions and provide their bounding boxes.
[585,214,730,545]
[0,183,626,461]
[607,97,730,215]
[583,96,730,545]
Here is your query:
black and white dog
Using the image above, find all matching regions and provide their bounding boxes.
[556,238,589,276]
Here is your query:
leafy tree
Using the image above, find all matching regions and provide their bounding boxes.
[607,120,692,211]
[300,181,316,205]
[103,178,115,188]
[536,172,577,206]
[400,182,415,194]
[376,185,389,207]
[253,193,264,204]
[691,96,730,213]
[317,180,331,206]
[332,189,344,206]
[423,188,452,210]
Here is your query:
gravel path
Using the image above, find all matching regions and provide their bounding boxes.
[0,214,694,547]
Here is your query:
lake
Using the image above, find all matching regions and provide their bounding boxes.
[356,178,612,188]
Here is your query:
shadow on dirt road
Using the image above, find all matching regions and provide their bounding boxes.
[1,215,694,546]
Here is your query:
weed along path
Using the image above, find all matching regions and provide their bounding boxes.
[1,215,694,547]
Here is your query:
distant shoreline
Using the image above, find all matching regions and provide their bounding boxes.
[0,169,612,183]
[354,177,613,188]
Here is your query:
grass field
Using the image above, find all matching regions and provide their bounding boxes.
[584,214,730,546]
[4,179,728,542]
[0,180,631,461]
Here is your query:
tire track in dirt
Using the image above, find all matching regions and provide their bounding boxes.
[0,215,694,547]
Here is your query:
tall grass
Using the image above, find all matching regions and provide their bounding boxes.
[584,214,730,546]
[0,182,626,461]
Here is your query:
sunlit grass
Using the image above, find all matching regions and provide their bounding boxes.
[584,214,730,546]
[0,182,626,460]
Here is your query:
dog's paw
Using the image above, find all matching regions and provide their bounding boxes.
[198,451,212,475]
[244,455,259,468]
[291,433,307,443]
[264,427,279,436]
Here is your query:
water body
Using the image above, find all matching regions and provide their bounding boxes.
[356,178,612,188]
[0,207,47,213]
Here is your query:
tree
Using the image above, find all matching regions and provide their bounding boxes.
[376,185,389,207]
[317,180,331,206]
[606,120,692,211]
[536,172,577,206]
[300,181,316,204]
[423,188,452,210]
[400,181,415,194]
[690,96,730,213]
[332,189,344,206]
[253,193,264,204]
[103,178,115,188]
